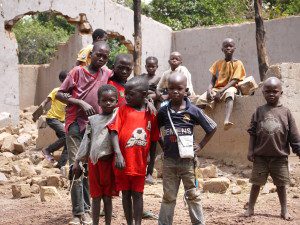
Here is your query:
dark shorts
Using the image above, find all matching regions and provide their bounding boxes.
[250,156,289,186]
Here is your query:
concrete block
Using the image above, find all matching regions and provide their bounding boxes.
[1,135,16,152]
[12,184,32,198]
[36,120,57,149]
[0,112,11,128]
[46,175,63,188]
[40,186,61,202]
[203,177,230,193]
[231,185,242,195]
[198,165,218,178]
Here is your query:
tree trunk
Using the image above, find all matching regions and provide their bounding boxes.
[133,0,142,76]
[254,0,269,81]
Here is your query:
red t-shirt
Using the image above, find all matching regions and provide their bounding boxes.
[108,104,159,176]
[59,66,112,132]
[108,80,126,107]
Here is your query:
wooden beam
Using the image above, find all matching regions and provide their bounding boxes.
[133,0,142,76]
[254,0,269,81]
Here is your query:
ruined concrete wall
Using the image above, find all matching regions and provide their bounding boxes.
[196,63,300,165]
[19,65,40,109]
[0,0,172,124]
[35,29,84,105]
[172,16,300,93]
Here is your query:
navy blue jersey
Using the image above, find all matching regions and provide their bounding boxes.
[157,98,217,158]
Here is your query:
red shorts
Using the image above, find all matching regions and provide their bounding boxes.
[88,157,118,198]
[115,174,145,193]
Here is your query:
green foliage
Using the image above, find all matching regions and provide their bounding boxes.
[107,39,128,68]
[12,13,75,64]
[263,0,300,19]
[149,0,249,30]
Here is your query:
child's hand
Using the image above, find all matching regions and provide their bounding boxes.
[207,89,214,101]
[79,101,95,116]
[214,91,223,102]
[247,153,254,162]
[194,143,202,156]
[115,153,125,170]
[72,161,83,179]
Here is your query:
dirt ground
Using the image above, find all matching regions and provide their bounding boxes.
[1,157,299,225]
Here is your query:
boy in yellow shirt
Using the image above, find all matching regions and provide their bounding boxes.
[196,38,246,130]
[40,71,68,168]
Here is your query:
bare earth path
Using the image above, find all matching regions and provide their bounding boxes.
[1,168,299,225]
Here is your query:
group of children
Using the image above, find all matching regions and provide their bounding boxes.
[39,28,300,225]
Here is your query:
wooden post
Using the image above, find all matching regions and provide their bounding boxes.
[133,0,142,76]
[254,0,269,81]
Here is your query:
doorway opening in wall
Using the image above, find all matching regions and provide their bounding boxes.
[8,12,77,65]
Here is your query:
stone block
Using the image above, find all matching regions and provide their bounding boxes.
[40,186,61,202]
[0,112,11,129]
[36,119,57,149]
[203,177,230,194]
[231,185,242,195]
[30,183,40,194]
[199,165,218,178]
[14,133,32,153]
[46,175,63,188]
[12,184,32,198]
[0,132,12,147]
[1,135,16,152]
[236,178,249,187]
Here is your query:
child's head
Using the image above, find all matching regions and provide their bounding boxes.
[168,52,182,71]
[167,72,188,103]
[97,84,118,114]
[113,54,134,83]
[92,29,108,42]
[145,56,158,76]
[222,38,235,59]
[125,76,149,108]
[59,70,68,83]
[262,77,282,106]
[90,41,110,69]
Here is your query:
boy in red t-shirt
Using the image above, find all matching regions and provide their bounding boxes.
[109,76,159,225]
[108,54,133,107]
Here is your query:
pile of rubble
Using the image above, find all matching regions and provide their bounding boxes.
[0,107,65,202]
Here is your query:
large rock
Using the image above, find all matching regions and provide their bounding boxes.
[12,160,37,177]
[0,132,12,147]
[14,133,32,154]
[203,177,230,193]
[46,175,63,188]
[12,184,32,198]
[36,116,57,149]
[1,135,16,152]
[198,165,218,178]
[40,186,61,202]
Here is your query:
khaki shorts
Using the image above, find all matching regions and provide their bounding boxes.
[194,87,237,108]
[250,156,290,186]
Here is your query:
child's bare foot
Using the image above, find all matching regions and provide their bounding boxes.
[145,174,154,185]
[244,208,254,217]
[224,121,234,130]
[281,212,293,221]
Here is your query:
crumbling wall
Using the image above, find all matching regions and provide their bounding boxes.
[0,0,172,124]
[172,16,300,93]
[196,63,300,165]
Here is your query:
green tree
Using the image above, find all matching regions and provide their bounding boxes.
[12,13,75,64]
[107,39,128,68]
[148,0,249,30]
